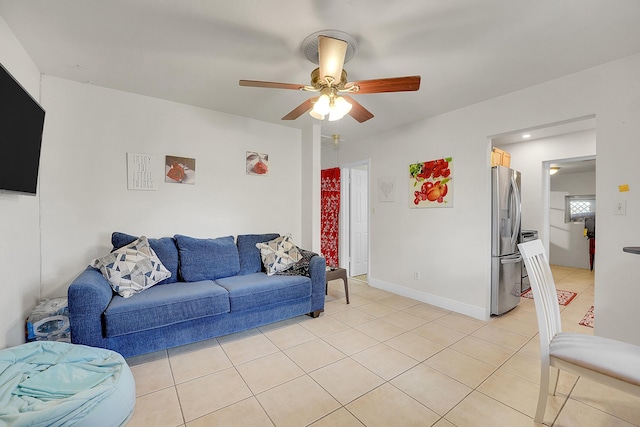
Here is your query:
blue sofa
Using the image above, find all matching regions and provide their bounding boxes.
[67,232,326,358]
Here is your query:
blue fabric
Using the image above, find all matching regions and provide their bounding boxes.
[68,267,116,349]
[175,234,240,281]
[104,280,230,337]
[308,255,327,313]
[0,342,134,427]
[102,298,311,358]
[215,272,311,311]
[236,233,280,275]
[111,232,179,284]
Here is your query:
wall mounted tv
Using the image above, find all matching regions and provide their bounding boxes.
[0,62,46,195]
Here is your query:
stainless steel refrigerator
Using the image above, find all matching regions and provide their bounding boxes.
[491,165,522,315]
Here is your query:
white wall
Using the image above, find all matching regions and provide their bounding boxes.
[38,76,304,298]
[0,17,42,348]
[337,53,640,346]
[549,170,596,269]
[321,144,339,170]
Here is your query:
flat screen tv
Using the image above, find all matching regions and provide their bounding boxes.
[0,62,46,195]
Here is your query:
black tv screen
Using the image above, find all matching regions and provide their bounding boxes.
[0,62,45,195]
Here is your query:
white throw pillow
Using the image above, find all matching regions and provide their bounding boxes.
[256,235,302,276]
[91,236,171,298]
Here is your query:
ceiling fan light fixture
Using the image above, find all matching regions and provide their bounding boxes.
[242,30,418,124]
[310,92,351,122]
[312,93,330,115]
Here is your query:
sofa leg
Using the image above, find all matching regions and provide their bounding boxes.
[308,309,323,318]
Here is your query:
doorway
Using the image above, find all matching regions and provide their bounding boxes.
[543,156,596,269]
[339,161,369,278]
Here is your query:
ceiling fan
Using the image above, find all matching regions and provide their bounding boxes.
[321,133,345,148]
[239,31,421,123]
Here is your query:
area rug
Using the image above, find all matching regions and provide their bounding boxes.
[352,274,367,283]
[579,306,594,328]
[520,288,578,306]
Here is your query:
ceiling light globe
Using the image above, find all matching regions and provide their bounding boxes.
[328,109,344,121]
[334,96,352,115]
[313,94,330,116]
[309,110,325,120]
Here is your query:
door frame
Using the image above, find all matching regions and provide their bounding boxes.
[339,159,370,277]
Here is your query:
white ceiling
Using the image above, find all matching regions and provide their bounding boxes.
[2,0,640,143]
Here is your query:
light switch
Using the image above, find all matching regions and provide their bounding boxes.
[614,200,627,215]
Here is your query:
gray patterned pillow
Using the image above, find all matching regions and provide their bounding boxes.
[91,236,171,298]
[256,235,302,276]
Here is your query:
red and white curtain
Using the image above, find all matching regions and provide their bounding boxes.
[321,168,340,267]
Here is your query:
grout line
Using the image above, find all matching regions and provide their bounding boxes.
[126,265,599,426]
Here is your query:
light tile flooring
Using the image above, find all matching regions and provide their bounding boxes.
[125,266,640,427]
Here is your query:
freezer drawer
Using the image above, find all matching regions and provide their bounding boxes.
[491,254,522,315]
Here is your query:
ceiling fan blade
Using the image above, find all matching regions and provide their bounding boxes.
[239,80,306,90]
[342,95,374,123]
[345,76,421,94]
[281,97,318,120]
[318,36,347,85]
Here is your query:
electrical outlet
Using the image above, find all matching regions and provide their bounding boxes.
[413,271,420,280]
[614,200,627,215]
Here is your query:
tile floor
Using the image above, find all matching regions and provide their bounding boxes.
[125,266,640,427]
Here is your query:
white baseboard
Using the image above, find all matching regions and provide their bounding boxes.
[367,277,490,321]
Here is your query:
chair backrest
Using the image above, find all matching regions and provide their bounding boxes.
[518,239,562,355]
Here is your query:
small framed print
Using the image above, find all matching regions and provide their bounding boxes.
[165,155,196,185]
[378,176,395,202]
[246,151,269,176]
[127,153,157,190]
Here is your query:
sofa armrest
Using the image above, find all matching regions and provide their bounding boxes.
[308,255,326,314]
[68,266,113,348]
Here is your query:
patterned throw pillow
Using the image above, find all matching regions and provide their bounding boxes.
[256,235,302,276]
[91,236,171,298]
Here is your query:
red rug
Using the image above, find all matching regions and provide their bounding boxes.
[579,306,594,328]
[520,288,578,306]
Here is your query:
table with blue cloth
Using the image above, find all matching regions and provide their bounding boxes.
[0,341,135,427]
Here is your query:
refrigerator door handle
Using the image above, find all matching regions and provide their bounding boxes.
[500,255,522,264]
[510,174,522,247]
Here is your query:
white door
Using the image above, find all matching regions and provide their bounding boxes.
[349,168,368,276]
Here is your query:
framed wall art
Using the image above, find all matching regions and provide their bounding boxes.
[165,155,195,185]
[409,157,453,208]
[246,151,269,176]
[378,176,395,202]
[127,152,157,190]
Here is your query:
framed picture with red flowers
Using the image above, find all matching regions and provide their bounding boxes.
[409,157,453,208]
[246,151,269,176]
[165,155,195,184]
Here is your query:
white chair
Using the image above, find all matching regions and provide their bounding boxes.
[518,239,640,423]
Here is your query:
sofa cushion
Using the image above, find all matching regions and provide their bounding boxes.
[236,233,280,275]
[256,235,302,276]
[103,280,230,337]
[91,236,172,298]
[174,235,240,281]
[112,232,179,284]
[215,273,311,312]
